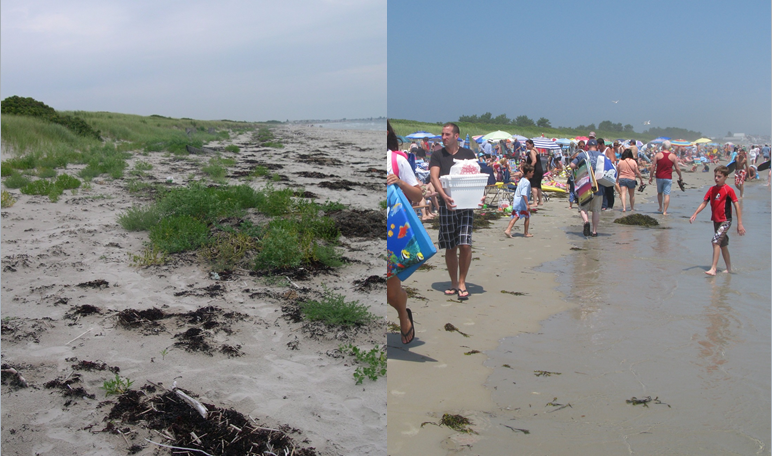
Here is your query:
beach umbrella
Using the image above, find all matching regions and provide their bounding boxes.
[464,133,470,148]
[511,134,528,142]
[531,137,560,150]
[472,135,485,144]
[482,130,513,141]
[555,138,571,145]
[574,136,589,142]
[692,138,712,144]
[671,139,691,146]
[406,131,435,140]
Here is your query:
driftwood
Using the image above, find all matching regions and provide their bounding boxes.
[1,368,28,387]
[174,388,208,419]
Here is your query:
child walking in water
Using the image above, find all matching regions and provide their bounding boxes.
[689,165,746,275]
[504,164,534,238]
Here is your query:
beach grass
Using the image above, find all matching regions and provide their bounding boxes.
[300,288,376,326]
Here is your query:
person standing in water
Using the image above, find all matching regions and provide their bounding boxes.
[649,140,683,215]
[689,165,746,275]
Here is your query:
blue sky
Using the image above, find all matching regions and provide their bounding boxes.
[2,0,386,121]
[388,0,771,137]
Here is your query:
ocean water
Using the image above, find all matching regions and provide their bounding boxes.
[481,182,771,454]
[314,119,385,131]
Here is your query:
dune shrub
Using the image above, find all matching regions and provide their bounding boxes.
[149,215,209,253]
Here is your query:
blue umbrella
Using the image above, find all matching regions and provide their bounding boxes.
[406,131,436,140]
[464,133,470,148]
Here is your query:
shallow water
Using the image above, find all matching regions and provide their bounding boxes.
[315,119,385,131]
[481,182,771,454]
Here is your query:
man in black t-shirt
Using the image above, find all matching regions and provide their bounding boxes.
[429,123,477,301]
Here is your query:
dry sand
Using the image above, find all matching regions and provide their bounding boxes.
[1,125,386,455]
[386,166,724,454]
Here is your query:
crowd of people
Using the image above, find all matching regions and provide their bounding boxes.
[388,122,765,344]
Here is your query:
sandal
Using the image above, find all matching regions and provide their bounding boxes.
[444,288,458,296]
[401,308,415,345]
[457,289,469,301]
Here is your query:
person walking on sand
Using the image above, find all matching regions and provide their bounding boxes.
[689,165,746,275]
[734,148,749,199]
[617,148,643,212]
[523,139,545,206]
[429,123,477,301]
[387,121,423,344]
[569,139,603,237]
[504,163,535,238]
[649,140,683,215]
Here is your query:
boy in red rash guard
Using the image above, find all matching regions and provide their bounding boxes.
[689,165,746,275]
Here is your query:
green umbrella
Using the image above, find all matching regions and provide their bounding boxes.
[482,130,513,142]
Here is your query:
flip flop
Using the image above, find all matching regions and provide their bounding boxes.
[444,288,459,296]
[583,222,591,237]
[457,289,469,301]
[401,308,415,345]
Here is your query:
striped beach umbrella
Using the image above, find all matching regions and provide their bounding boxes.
[531,137,561,150]
[406,131,435,140]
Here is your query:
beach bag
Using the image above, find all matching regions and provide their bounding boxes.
[595,153,617,187]
[574,152,598,206]
[387,152,437,281]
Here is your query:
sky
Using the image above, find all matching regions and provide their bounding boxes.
[1,0,386,121]
[388,0,771,138]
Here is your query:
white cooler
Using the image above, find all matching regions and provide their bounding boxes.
[439,174,489,210]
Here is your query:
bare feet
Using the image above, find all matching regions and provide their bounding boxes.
[622,208,627,212]
[503,231,512,238]
[523,233,533,237]
[705,269,717,276]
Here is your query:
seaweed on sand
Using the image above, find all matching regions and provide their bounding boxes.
[421,413,477,434]
[614,213,659,227]
[107,388,318,455]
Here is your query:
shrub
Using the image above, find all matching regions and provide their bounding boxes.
[118,205,161,231]
[253,166,269,177]
[224,145,239,153]
[253,185,294,216]
[36,168,57,178]
[200,231,255,271]
[300,288,375,326]
[1,161,15,176]
[55,173,81,190]
[149,215,209,253]
[1,96,101,140]
[3,172,31,189]
[254,226,303,270]
[202,162,226,179]
[156,183,240,222]
[1,190,16,208]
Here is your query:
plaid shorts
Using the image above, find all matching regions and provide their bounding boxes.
[712,220,731,247]
[438,207,474,249]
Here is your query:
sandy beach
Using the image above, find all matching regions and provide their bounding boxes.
[387,165,771,454]
[1,125,386,455]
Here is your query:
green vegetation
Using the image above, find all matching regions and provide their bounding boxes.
[224,144,240,153]
[300,288,375,326]
[100,373,134,395]
[3,172,31,189]
[1,190,16,208]
[19,173,81,202]
[254,127,284,148]
[339,344,387,385]
[1,96,102,140]
[118,183,342,273]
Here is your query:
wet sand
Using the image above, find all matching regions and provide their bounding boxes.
[1,125,386,455]
[387,167,770,454]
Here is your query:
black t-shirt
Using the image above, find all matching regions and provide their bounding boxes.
[429,146,477,207]
[429,146,477,177]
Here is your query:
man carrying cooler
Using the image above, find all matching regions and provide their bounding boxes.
[429,123,477,301]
